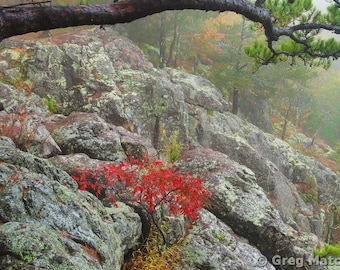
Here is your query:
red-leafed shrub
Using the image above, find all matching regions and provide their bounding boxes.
[71,157,211,221]
[71,168,103,197]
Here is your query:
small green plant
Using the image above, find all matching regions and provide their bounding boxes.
[206,108,214,115]
[42,94,58,113]
[301,193,310,203]
[164,130,182,164]
[58,0,89,6]
[332,143,340,163]
[78,0,90,4]
[314,242,340,257]
[300,177,318,204]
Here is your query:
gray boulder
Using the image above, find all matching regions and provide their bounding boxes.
[0,136,141,268]
[181,209,275,270]
[176,149,295,264]
[49,112,157,161]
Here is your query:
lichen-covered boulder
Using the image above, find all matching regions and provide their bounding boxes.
[0,136,124,269]
[181,209,275,270]
[166,68,229,113]
[0,81,48,115]
[50,154,144,253]
[0,136,73,187]
[106,202,142,253]
[0,28,229,145]
[49,112,157,161]
[0,111,62,158]
[196,111,339,232]
[176,148,318,268]
[0,222,113,270]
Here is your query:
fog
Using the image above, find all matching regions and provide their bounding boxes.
[314,0,330,12]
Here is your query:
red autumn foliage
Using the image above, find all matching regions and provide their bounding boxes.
[71,158,211,220]
[71,168,103,197]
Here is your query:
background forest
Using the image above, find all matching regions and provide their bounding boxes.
[121,10,340,147]
[3,0,340,169]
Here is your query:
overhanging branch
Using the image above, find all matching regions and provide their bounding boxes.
[0,0,273,42]
[0,0,340,63]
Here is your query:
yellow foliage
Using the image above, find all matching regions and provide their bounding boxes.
[126,229,183,270]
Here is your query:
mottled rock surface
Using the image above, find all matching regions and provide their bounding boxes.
[177,149,295,263]
[0,137,124,269]
[181,209,276,270]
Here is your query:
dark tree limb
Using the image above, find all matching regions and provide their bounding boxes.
[0,1,51,9]
[0,0,271,42]
[0,0,340,61]
[255,0,266,7]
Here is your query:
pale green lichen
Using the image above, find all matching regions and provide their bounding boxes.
[72,61,80,71]
[271,137,310,170]
[221,179,239,205]
[0,48,22,61]
[56,76,67,89]
[55,183,77,202]
[4,67,22,82]
[212,228,227,244]
[1,223,64,265]
[119,70,151,91]
[241,200,269,227]
[180,236,208,267]
[167,68,218,95]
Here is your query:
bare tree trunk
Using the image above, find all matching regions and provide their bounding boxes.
[167,13,179,67]
[231,89,239,114]
[310,111,329,146]
[159,12,167,68]
[231,17,246,115]
[326,205,336,244]
[311,125,322,146]
[174,32,181,68]
[281,104,291,140]
[153,115,161,158]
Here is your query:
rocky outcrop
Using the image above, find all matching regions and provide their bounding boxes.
[49,112,157,161]
[181,209,276,269]
[176,149,295,262]
[0,137,125,269]
[0,27,338,269]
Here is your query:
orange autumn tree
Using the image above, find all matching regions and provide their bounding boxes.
[182,14,227,72]
[186,13,255,113]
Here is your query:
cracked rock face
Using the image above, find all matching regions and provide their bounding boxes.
[180,209,276,270]
[176,149,294,263]
[49,112,156,161]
